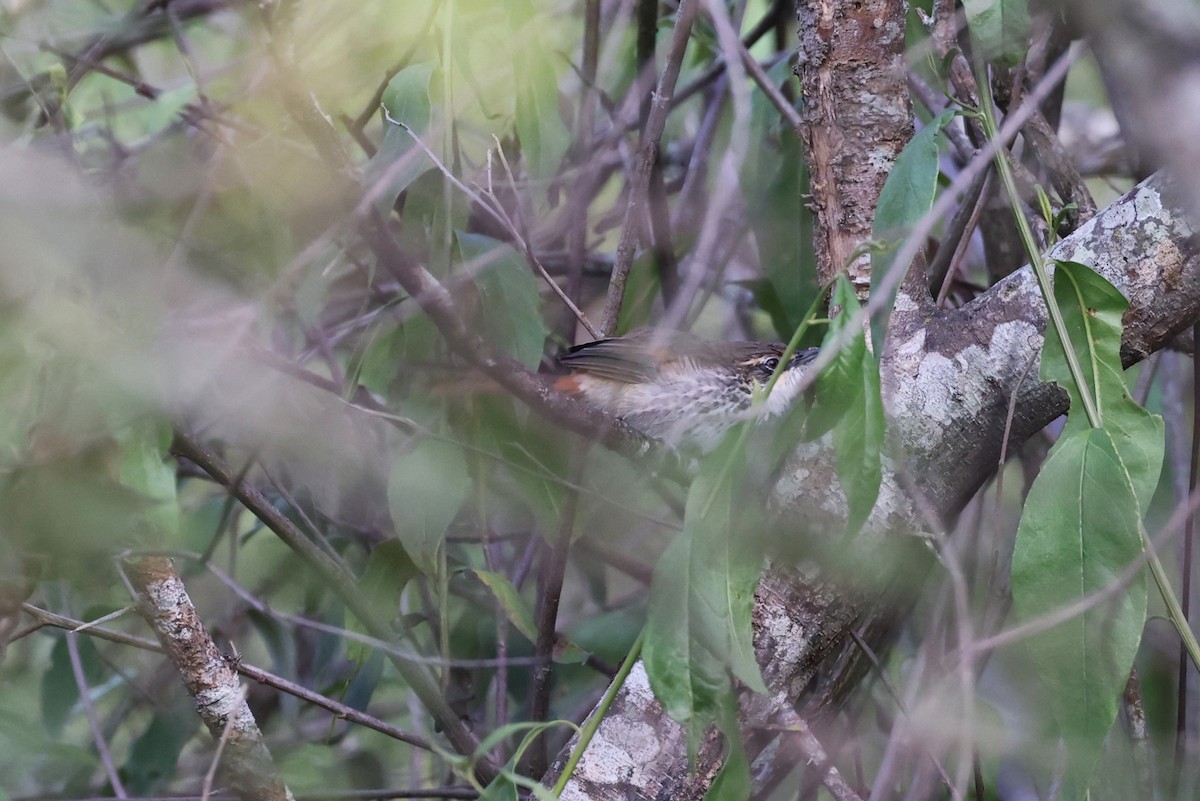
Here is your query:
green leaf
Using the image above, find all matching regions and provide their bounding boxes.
[472,396,566,528]
[644,436,766,739]
[387,436,470,575]
[704,729,751,801]
[457,232,549,369]
[1010,427,1147,791]
[470,569,589,664]
[367,63,436,213]
[359,540,420,618]
[961,0,1031,67]
[115,420,180,542]
[616,251,662,335]
[870,109,955,351]
[806,277,884,534]
[471,569,539,642]
[1042,261,1164,509]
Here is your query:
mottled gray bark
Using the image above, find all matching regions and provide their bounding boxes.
[548,172,1200,800]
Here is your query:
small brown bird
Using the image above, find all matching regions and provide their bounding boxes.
[555,330,819,449]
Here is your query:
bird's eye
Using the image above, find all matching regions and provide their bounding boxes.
[761,357,779,373]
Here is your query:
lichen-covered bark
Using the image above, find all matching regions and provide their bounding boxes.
[546,0,1200,795]
[887,172,1200,514]
[796,0,912,294]
[127,557,294,801]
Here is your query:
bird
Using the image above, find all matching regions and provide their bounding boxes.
[554,329,820,450]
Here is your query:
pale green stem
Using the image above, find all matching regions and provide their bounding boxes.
[976,69,1101,429]
[1141,524,1200,671]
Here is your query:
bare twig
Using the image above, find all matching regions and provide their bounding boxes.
[599,0,699,336]
[169,433,497,781]
[66,632,128,798]
[525,455,584,776]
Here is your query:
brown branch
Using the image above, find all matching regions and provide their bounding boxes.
[525,459,583,777]
[796,0,913,293]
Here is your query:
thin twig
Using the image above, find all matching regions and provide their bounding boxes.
[21,603,438,752]
[599,0,699,336]
[169,433,497,780]
[525,453,586,776]
[66,632,128,798]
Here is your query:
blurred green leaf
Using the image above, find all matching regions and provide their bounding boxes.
[343,649,385,713]
[617,251,662,335]
[742,60,820,339]
[870,108,954,351]
[704,731,750,801]
[457,232,549,369]
[41,635,105,736]
[367,62,436,213]
[115,420,179,541]
[470,569,588,664]
[359,540,421,616]
[962,0,1031,67]
[644,435,766,740]
[473,396,566,528]
[807,277,884,534]
[122,703,197,795]
[507,0,570,183]
[387,436,470,575]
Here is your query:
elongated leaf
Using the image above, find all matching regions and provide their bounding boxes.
[122,703,196,794]
[806,277,884,533]
[644,437,766,739]
[1010,427,1147,791]
[457,232,549,369]
[366,63,435,213]
[1042,261,1164,509]
[870,109,955,351]
[387,436,470,575]
[359,540,420,617]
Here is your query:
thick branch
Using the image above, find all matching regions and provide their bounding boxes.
[796,0,912,292]
[887,171,1200,515]
[126,556,292,801]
